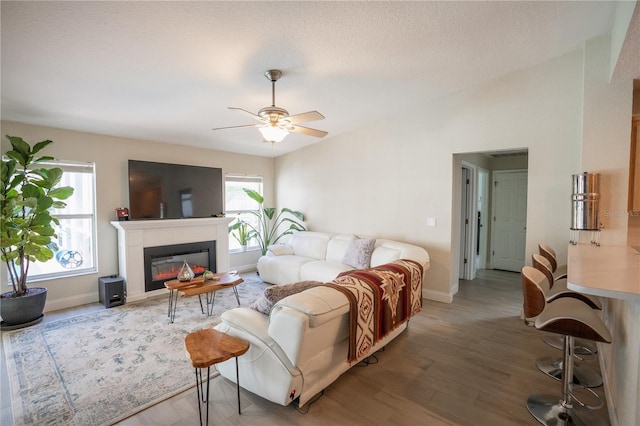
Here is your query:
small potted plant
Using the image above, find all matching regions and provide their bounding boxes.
[1,136,74,328]
[229,218,251,251]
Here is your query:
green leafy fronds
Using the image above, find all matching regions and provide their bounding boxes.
[229,219,252,246]
[242,188,264,204]
[262,207,276,220]
[238,188,306,255]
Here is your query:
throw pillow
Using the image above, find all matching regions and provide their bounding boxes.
[249,280,322,315]
[342,236,376,270]
[267,244,294,256]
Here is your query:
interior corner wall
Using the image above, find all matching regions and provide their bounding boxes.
[582,35,633,245]
[275,50,585,301]
[0,121,274,311]
[609,0,638,81]
[581,34,639,426]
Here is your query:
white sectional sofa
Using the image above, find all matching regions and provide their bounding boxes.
[257,231,430,285]
[214,232,429,407]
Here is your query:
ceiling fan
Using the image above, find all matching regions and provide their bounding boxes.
[212,69,328,143]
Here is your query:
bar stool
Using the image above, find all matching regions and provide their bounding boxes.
[184,328,250,426]
[532,253,601,353]
[538,243,568,281]
[530,254,602,388]
[521,266,611,426]
[531,254,601,311]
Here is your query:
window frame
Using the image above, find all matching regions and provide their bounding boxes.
[224,174,263,253]
[24,160,98,283]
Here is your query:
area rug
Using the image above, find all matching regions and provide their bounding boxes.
[2,275,268,426]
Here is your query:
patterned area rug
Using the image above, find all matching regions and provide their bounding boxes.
[2,275,267,426]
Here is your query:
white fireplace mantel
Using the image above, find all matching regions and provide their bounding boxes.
[111,217,233,301]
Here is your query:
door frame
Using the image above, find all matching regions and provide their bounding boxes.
[460,162,477,280]
[476,167,490,271]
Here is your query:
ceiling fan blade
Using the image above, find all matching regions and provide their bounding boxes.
[288,125,328,138]
[228,107,265,122]
[211,123,262,131]
[285,111,325,124]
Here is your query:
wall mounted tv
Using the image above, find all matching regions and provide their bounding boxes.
[128,160,223,220]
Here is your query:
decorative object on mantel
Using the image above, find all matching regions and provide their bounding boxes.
[241,188,306,255]
[211,69,328,144]
[1,136,74,329]
[177,260,195,282]
[570,172,601,246]
[115,207,129,221]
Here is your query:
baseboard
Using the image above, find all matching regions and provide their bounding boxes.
[44,293,98,313]
[232,264,258,274]
[451,280,459,296]
[422,289,453,303]
[127,288,165,303]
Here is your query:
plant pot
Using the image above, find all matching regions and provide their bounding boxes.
[241,245,248,252]
[0,287,47,328]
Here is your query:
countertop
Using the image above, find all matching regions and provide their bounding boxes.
[567,243,640,301]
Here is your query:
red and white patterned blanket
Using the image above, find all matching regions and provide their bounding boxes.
[323,259,423,363]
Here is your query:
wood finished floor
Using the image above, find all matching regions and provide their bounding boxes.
[1,270,609,425]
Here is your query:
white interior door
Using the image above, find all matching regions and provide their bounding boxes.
[491,170,528,272]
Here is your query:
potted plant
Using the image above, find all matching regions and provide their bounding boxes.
[229,219,251,251]
[1,136,74,327]
[241,188,306,255]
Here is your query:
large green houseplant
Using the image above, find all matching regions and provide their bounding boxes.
[241,188,306,255]
[1,136,74,327]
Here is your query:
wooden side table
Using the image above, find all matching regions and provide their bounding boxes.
[184,328,250,426]
[165,272,243,323]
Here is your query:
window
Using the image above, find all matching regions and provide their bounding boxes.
[225,175,262,251]
[26,161,97,281]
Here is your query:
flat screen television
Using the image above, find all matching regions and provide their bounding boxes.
[128,160,223,220]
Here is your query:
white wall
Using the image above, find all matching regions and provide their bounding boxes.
[275,50,584,301]
[0,121,273,311]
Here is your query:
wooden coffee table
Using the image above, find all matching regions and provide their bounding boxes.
[165,272,243,323]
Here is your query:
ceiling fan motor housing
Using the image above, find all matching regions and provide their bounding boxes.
[258,106,290,125]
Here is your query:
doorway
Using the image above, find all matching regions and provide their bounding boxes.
[454,150,529,284]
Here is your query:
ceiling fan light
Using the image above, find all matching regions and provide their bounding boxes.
[259,126,289,143]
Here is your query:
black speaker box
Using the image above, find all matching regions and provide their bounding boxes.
[98,276,126,308]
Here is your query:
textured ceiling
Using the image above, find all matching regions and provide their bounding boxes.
[0,1,628,157]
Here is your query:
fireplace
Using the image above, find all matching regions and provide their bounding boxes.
[111,217,233,302]
[143,241,216,291]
